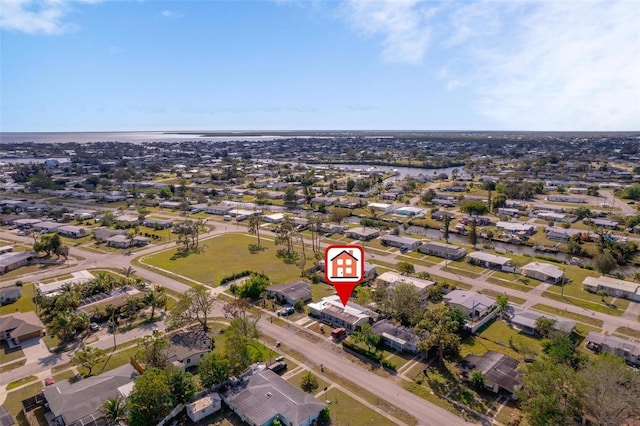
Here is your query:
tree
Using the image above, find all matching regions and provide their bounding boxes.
[470,370,485,389]
[492,193,507,210]
[172,218,204,254]
[329,208,351,224]
[234,273,269,300]
[442,215,451,242]
[71,346,106,376]
[247,214,262,248]
[198,352,230,389]
[137,334,170,369]
[120,266,136,278]
[596,289,609,304]
[169,286,216,332]
[225,308,260,373]
[159,186,172,199]
[283,185,298,209]
[396,261,415,276]
[460,200,488,216]
[301,371,319,393]
[496,295,509,317]
[127,368,173,426]
[468,219,477,248]
[166,368,196,404]
[421,189,436,205]
[274,216,298,263]
[416,304,461,363]
[518,358,581,426]
[352,323,380,354]
[102,396,127,426]
[575,354,640,426]
[592,251,617,274]
[382,284,423,326]
[535,317,556,338]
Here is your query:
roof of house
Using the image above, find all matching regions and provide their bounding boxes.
[377,271,435,291]
[372,319,426,347]
[0,286,21,300]
[458,351,522,394]
[467,251,511,266]
[521,262,564,279]
[0,311,45,336]
[583,276,640,294]
[43,363,138,426]
[346,227,379,236]
[586,332,640,357]
[225,369,326,426]
[444,290,495,312]
[168,330,211,362]
[511,310,576,334]
[421,241,466,253]
[380,234,422,245]
[0,251,36,268]
[307,296,372,325]
[0,405,14,426]
[267,281,312,302]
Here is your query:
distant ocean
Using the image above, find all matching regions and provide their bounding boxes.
[0,132,286,144]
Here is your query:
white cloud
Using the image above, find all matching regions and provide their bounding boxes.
[341,0,438,64]
[0,0,100,35]
[161,9,182,19]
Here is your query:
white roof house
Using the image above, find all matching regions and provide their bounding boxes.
[307,295,373,332]
[521,262,564,284]
[467,251,512,268]
[377,271,435,291]
[583,276,640,301]
[496,221,535,233]
[444,290,495,321]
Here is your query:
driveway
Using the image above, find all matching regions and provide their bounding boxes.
[21,338,51,364]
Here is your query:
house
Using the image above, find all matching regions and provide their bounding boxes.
[263,213,284,224]
[32,221,63,234]
[583,276,640,301]
[418,241,466,260]
[510,309,576,335]
[585,218,619,229]
[372,319,426,354]
[0,246,12,255]
[460,216,491,226]
[43,363,139,426]
[537,211,576,224]
[36,270,94,298]
[444,290,495,321]
[12,218,42,228]
[546,195,586,204]
[93,227,126,242]
[377,271,435,292]
[224,368,326,426]
[167,330,211,371]
[367,202,392,213]
[545,227,570,242]
[379,234,422,251]
[0,286,21,305]
[497,208,520,217]
[431,211,455,221]
[204,204,234,215]
[345,227,380,241]
[56,225,91,238]
[186,393,222,422]
[114,214,139,228]
[307,295,373,332]
[496,221,535,235]
[458,351,522,396]
[159,201,182,209]
[0,251,36,275]
[143,218,174,229]
[266,281,312,305]
[0,405,14,426]
[105,235,132,249]
[467,251,512,270]
[394,206,424,217]
[585,332,640,366]
[521,262,564,284]
[0,312,45,348]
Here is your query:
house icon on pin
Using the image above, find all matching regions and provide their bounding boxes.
[329,249,360,279]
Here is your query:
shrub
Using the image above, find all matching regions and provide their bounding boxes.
[381,359,397,371]
[342,340,382,362]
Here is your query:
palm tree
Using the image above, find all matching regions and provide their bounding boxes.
[146,287,167,320]
[120,266,136,279]
[102,395,126,425]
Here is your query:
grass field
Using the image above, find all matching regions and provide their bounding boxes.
[140,233,301,286]
[486,276,535,293]
[286,370,329,393]
[478,289,526,306]
[541,290,628,316]
[316,388,399,426]
[531,304,604,327]
[476,319,543,358]
[7,376,38,391]
[0,342,25,364]
[615,326,640,340]
[3,381,44,420]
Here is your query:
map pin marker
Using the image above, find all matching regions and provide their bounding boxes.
[324,245,365,307]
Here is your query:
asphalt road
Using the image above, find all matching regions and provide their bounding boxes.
[257,318,472,426]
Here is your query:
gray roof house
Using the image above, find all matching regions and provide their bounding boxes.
[167,330,211,371]
[458,351,522,395]
[444,290,495,321]
[521,262,564,284]
[372,319,427,354]
[224,369,326,426]
[43,363,139,426]
[380,234,422,251]
[510,310,576,336]
[266,281,312,306]
[418,241,466,260]
[585,332,640,366]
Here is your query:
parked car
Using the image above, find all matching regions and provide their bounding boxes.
[278,306,295,316]
[89,322,99,332]
[44,378,55,386]
[17,230,26,236]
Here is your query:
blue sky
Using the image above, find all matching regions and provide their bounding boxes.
[1,0,639,132]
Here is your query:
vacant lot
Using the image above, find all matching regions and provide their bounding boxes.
[140,233,301,286]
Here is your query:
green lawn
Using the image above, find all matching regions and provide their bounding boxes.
[0,359,26,373]
[486,276,535,293]
[287,370,329,393]
[316,388,399,426]
[3,381,44,420]
[478,289,526,306]
[541,290,627,316]
[7,376,38,391]
[52,369,76,382]
[140,233,301,287]
[477,319,543,358]
[311,282,337,301]
[531,304,604,327]
[615,326,640,340]
[0,284,36,315]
